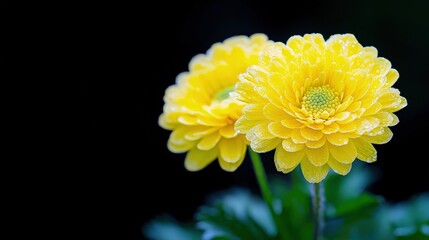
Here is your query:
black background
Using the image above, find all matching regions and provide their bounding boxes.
[21,0,429,239]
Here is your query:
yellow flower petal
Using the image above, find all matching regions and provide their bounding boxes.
[281,118,304,129]
[197,132,221,150]
[307,123,325,130]
[306,144,329,166]
[219,124,238,138]
[321,122,339,134]
[189,54,209,71]
[218,150,246,172]
[168,140,195,153]
[361,46,378,58]
[169,126,190,144]
[268,122,293,138]
[305,137,326,149]
[337,113,357,125]
[287,35,305,51]
[259,87,284,112]
[352,79,371,100]
[370,57,391,76]
[248,135,282,153]
[373,112,398,127]
[356,117,380,135]
[346,101,362,113]
[196,116,226,127]
[363,103,382,116]
[328,155,352,175]
[275,166,295,174]
[389,96,407,112]
[268,73,289,99]
[158,113,176,130]
[363,127,393,144]
[235,81,266,103]
[385,69,399,88]
[329,142,357,164]
[251,33,269,43]
[331,74,345,93]
[235,116,258,133]
[245,65,269,85]
[326,132,349,146]
[353,138,377,162]
[391,114,399,126]
[329,34,363,55]
[178,115,198,125]
[301,157,329,183]
[274,146,305,171]
[344,78,358,99]
[241,102,264,116]
[249,123,275,139]
[282,138,305,152]
[379,89,402,109]
[184,126,218,141]
[219,137,246,163]
[168,126,197,153]
[291,129,307,144]
[339,123,357,133]
[263,103,288,121]
[333,112,350,121]
[379,92,407,111]
[184,147,217,171]
[300,128,324,141]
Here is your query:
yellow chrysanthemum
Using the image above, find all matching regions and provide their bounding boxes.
[159,34,271,172]
[235,33,407,182]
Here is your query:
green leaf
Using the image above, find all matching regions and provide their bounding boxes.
[422,223,429,235]
[386,193,429,228]
[395,225,429,240]
[211,237,230,240]
[271,175,313,240]
[196,188,277,240]
[325,192,429,240]
[410,193,429,224]
[143,216,201,240]
[331,194,382,218]
[325,207,393,240]
[324,161,377,206]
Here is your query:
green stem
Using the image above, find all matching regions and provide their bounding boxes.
[312,182,325,240]
[248,148,273,204]
[248,147,287,240]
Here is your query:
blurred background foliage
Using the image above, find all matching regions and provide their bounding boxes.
[144,162,429,240]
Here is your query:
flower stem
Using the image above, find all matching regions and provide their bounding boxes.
[248,147,287,240]
[248,148,273,204]
[312,182,325,240]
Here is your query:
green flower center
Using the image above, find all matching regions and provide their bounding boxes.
[302,85,339,117]
[214,86,235,101]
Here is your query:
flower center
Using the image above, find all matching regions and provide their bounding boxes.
[302,85,339,118]
[214,86,235,101]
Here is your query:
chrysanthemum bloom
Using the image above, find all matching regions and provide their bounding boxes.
[159,34,270,172]
[235,34,407,182]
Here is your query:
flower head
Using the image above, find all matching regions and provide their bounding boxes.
[235,34,407,182]
[159,34,270,172]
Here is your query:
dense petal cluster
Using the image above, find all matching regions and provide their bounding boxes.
[235,34,407,182]
[159,34,270,171]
